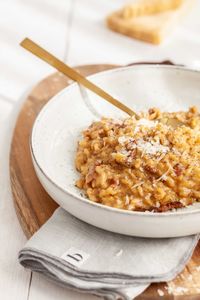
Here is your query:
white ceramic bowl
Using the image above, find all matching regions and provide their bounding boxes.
[31,65,200,238]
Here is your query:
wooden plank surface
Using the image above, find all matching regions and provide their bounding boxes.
[9,64,200,299]
[0,98,31,300]
[0,1,74,299]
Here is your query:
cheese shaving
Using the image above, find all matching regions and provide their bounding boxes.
[136,139,169,156]
[134,118,158,133]
[125,195,130,205]
[118,136,134,144]
[132,181,144,189]
[156,167,171,182]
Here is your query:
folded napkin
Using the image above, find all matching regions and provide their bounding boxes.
[19,208,199,300]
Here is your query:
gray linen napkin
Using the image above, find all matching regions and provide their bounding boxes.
[19,208,199,300]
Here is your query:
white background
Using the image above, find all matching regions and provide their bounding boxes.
[0,1,200,299]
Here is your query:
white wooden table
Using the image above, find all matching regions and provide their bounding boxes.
[0,1,200,299]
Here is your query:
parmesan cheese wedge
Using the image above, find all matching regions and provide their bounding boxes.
[107,0,195,44]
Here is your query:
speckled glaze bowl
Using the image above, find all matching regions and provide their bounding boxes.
[31,65,200,238]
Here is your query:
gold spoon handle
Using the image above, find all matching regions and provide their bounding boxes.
[20,38,138,117]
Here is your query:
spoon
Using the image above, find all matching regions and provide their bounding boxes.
[20,38,138,118]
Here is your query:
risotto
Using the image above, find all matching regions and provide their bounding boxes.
[75,107,200,212]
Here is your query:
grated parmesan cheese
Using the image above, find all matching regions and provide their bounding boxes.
[119,149,131,156]
[118,136,134,144]
[156,167,171,182]
[125,195,130,205]
[166,284,189,295]
[156,201,160,208]
[180,273,185,279]
[187,274,193,281]
[156,152,166,162]
[157,289,164,296]
[196,266,200,272]
[134,118,158,133]
[136,139,169,156]
[115,249,123,257]
[132,181,144,189]
[111,119,123,125]
[118,136,169,161]
[174,287,188,294]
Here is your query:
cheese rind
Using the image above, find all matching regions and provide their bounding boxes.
[122,0,183,19]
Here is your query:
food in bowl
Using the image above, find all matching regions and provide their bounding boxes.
[75,107,200,212]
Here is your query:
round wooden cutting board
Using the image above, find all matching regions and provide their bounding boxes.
[10,64,200,299]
